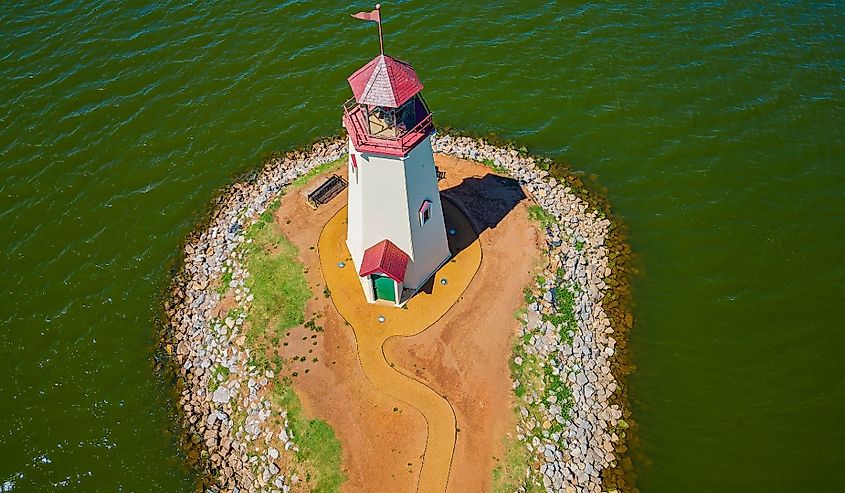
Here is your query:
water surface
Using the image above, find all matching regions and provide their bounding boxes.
[1,1,843,491]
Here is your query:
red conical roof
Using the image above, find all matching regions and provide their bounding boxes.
[347,54,424,108]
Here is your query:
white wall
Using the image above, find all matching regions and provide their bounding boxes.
[346,135,451,298]
[346,140,415,267]
[401,137,451,289]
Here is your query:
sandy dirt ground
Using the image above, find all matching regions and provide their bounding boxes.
[274,175,427,492]
[387,154,543,493]
[273,154,541,492]
[318,197,481,493]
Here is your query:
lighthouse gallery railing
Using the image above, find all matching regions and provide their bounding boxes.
[342,98,434,156]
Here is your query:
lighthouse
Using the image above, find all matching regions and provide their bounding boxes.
[342,9,450,306]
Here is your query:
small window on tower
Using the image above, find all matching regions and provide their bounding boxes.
[419,200,432,226]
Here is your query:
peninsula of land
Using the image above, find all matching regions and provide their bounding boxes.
[163,134,633,493]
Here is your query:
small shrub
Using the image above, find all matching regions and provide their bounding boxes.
[217,269,233,295]
[481,158,510,175]
[527,205,556,227]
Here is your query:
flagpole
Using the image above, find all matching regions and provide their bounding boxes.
[376,4,384,55]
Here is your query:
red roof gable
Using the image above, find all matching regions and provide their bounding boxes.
[347,54,424,108]
[358,239,410,283]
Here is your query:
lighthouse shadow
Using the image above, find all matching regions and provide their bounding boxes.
[442,173,527,241]
[416,173,526,296]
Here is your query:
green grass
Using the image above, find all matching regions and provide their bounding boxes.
[242,212,311,345]
[237,202,346,491]
[527,204,556,228]
[541,282,578,342]
[496,343,548,493]
[481,158,510,175]
[217,269,233,295]
[254,196,283,227]
[492,433,536,493]
[208,363,231,392]
[523,287,533,304]
[271,382,346,492]
[225,307,243,321]
[497,275,578,490]
[290,156,346,189]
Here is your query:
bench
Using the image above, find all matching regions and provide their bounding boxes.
[307,174,348,208]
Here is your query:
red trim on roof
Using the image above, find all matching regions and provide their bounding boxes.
[358,239,410,283]
[347,54,424,108]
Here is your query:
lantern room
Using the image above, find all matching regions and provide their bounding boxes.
[342,54,435,157]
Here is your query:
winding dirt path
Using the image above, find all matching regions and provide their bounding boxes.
[318,202,481,492]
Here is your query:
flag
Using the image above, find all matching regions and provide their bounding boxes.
[351,7,380,23]
[351,5,384,55]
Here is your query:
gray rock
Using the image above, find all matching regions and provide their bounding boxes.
[212,387,230,404]
[576,372,588,386]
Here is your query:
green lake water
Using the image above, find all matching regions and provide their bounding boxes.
[1,1,843,491]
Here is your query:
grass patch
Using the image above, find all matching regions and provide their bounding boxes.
[271,382,346,492]
[527,204,556,228]
[481,158,510,175]
[255,197,283,227]
[212,363,230,380]
[499,344,548,493]
[217,269,233,295]
[541,281,578,343]
[523,286,535,304]
[248,349,272,374]
[238,208,345,491]
[242,215,311,345]
[492,433,529,493]
[497,272,578,489]
[290,156,346,189]
[208,363,231,392]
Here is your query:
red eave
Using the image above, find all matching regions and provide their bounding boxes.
[359,239,410,283]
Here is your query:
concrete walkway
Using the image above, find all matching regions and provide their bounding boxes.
[318,201,481,493]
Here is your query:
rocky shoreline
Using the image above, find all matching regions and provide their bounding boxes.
[163,138,347,492]
[432,135,634,492]
[162,133,633,492]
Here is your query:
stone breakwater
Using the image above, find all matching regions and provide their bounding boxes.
[163,137,347,492]
[162,133,631,493]
[432,134,632,493]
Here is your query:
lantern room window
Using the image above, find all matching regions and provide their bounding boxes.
[419,200,432,226]
[365,94,426,139]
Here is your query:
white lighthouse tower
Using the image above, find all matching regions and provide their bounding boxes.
[341,35,450,306]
